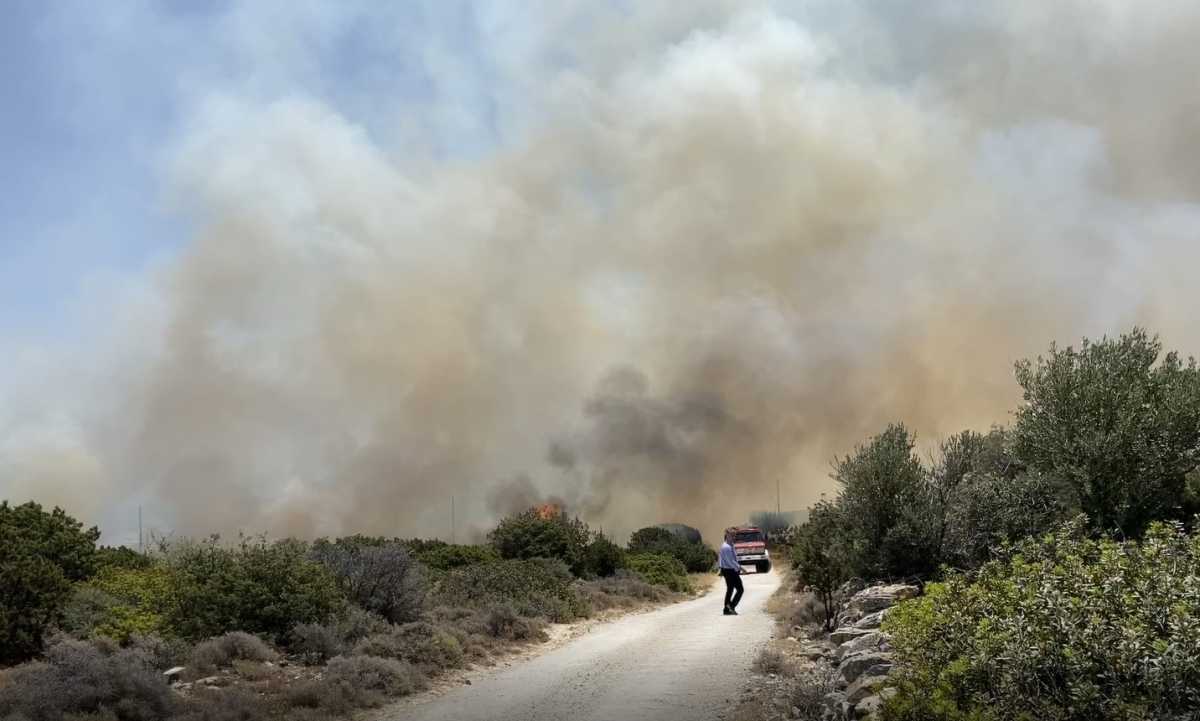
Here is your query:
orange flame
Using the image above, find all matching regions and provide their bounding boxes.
[533,503,562,520]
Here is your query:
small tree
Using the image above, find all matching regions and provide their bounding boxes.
[0,501,100,663]
[1013,328,1200,537]
[834,423,936,579]
[489,508,590,575]
[791,501,849,631]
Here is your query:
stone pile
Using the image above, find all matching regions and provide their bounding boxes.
[819,583,918,720]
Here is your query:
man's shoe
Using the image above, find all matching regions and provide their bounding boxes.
[723,607,735,615]
[728,607,739,615]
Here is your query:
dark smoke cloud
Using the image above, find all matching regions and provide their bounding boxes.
[4,1,1200,545]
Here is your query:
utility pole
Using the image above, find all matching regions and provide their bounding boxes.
[776,478,781,515]
[138,506,143,554]
[451,496,456,544]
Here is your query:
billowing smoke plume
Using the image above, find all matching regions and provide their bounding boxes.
[4,1,1200,544]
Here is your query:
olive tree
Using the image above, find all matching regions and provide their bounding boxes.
[1012,328,1200,537]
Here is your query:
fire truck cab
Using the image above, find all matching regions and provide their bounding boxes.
[731,526,771,573]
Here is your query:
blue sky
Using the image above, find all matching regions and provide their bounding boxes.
[0,0,514,340]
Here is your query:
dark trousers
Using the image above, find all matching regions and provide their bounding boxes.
[721,568,744,609]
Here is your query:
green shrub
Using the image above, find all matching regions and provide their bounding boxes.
[582,536,626,578]
[833,424,938,580]
[0,636,177,721]
[882,519,1200,721]
[68,566,174,642]
[410,543,500,572]
[489,508,590,575]
[0,502,100,664]
[435,558,588,621]
[164,536,342,641]
[625,553,690,593]
[790,501,849,631]
[94,547,153,572]
[627,527,715,573]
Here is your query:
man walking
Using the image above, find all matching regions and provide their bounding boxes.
[718,528,744,615]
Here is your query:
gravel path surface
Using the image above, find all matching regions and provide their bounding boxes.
[382,569,781,721]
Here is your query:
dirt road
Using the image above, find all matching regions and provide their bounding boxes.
[383,570,781,721]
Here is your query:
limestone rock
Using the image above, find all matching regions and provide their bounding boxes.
[837,631,890,660]
[830,627,873,645]
[839,651,893,685]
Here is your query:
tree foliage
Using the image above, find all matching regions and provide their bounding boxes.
[1013,328,1200,537]
[832,423,937,579]
[790,500,849,631]
[165,536,342,641]
[627,526,716,573]
[0,502,100,664]
[883,519,1200,721]
[488,508,591,575]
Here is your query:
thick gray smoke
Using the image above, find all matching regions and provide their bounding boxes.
[4,1,1200,544]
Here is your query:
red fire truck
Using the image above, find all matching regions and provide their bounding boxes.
[731,526,771,573]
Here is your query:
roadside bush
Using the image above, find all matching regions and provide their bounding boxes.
[625,553,690,593]
[165,536,341,642]
[582,536,626,578]
[326,654,424,697]
[790,501,849,631]
[627,527,716,573]
[127,633,190,670]
[332,606,391,645]
[489,508,590,575]
[286,655,424,714]
[580,571,666,611]
[191,632,277,672]
[352,621,463,674]
[410,543,499,572]
[0,637,177,721]
[436,558,589,621]
[479,604,544,641]
[288,622,342,664]
[310,539,424,623]
[753,648,789,675]
[0,502,100,664]
[170,689,267,721]
[882,519,1200,721]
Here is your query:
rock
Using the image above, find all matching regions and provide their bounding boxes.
[853,609,890,630]
[163,666,186,681]
[786,636,798,643]
[791,706,801,718]
[837,631,890,660]
[830,627,874,645]
[845,585,919,616]
[839,651,893,685]
[197,676,220,686]
[854,688,897,719]
[845,673,888,705]
[797,645,827,661]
